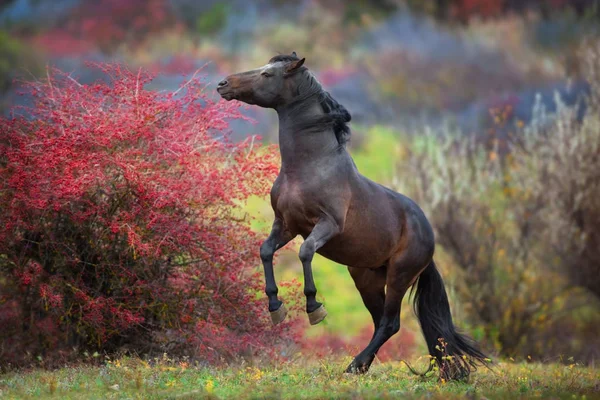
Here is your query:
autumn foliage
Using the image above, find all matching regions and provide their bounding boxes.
[0,64,300,368]
[303,325,415,362]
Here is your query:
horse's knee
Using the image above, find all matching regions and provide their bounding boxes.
[299,239,316,264]
[260,241,275,263]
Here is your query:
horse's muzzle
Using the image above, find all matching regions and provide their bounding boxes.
[216,85,234,101]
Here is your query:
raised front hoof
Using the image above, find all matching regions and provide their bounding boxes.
[270,303,288,325]
[307,305,327,325]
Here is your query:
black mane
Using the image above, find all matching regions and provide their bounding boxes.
[269,54,300,64]
[318,90,351,146]
[271,53,352,146]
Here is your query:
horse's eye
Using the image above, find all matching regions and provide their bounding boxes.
[261,72,273,78]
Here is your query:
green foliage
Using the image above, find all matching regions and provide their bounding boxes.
[195,3,229,36]
[349,125,405,183]
[342,0,398,24]
[0,357,597,399]
[0,30,38,95]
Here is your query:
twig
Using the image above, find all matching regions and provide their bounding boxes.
[246,135,256,159]
[172,69,201,96]
[172,61,211,96]
[66,74,83,88]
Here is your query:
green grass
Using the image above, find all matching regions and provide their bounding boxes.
[1,358,597,399]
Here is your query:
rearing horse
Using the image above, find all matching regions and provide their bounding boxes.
[217,52,488,379]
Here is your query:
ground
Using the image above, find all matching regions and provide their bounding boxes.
[0,357,597,399]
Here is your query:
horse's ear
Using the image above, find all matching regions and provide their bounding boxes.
[291,51,297,57]
[285,57,305,73]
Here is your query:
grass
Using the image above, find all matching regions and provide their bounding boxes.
[0,357,597,399]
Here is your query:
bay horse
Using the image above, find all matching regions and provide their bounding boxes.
[217,52,488,379]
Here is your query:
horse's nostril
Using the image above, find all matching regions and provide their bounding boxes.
[218,79,228,87]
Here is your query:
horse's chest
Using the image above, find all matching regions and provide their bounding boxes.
[274,184,319,235]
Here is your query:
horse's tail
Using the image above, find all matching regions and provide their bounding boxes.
[409,260,490,381]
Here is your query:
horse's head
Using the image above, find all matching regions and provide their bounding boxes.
[217,52,307,108]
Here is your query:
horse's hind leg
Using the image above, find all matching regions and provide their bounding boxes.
[348,266,386,334]
[260,218,295,325]
[345,250,429,374]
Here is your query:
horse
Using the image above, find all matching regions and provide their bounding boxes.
[217,52,489,379]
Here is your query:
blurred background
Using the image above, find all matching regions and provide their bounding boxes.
[2,0,599,364]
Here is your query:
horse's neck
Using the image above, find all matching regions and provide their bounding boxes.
[276,99,342,170]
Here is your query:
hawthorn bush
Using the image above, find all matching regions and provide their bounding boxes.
[0,64,301,368]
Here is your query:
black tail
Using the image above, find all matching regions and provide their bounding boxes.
[411,260,490,381]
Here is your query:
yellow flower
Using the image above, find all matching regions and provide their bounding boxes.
[252,369,263,381]
[246,367,263,381]
[205,379,214,394]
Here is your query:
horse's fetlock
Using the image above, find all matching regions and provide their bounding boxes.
[268,299,283,313]
[265,286,278,297]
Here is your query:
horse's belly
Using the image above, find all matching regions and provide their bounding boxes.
[316,206,403,267]
[316,232,394,268]
[316,246,377,268]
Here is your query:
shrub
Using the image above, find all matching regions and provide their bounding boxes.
[398,129,571,358]
[512,42,600,301]
[394,43,600,362]
[0,64,300,368]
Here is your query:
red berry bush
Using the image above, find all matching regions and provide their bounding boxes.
[0,64,299,368]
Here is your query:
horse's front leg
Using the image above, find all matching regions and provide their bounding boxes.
[260,219,295,325]
[298,217,340,325]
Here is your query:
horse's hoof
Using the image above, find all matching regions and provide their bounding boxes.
[307,305,327,325]
[270,303,288,325]
[344,362,369,375]
[344,364,358,374]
